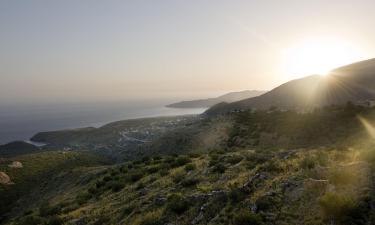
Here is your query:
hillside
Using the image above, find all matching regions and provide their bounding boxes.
[1,106,375,225]
[0,141,40,158]
[0,151,109,223]
[166,90,266,108]
[206,58,375,114]
[30,116,200,160]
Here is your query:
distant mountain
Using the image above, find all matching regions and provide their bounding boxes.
[206,58,375,115]
[0,141,40,157]
[166,90,267,108]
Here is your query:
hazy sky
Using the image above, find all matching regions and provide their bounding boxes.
[1,0,375,104]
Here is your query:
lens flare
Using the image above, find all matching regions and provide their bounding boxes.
[357,116,375,139]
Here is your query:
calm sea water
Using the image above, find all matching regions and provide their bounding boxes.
[0,100,206,145]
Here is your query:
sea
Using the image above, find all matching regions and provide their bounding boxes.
[0,100,207,145]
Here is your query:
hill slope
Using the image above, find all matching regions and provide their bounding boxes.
[2,107,375,225]
[206,58,375,114]
[0,141,40,158]
[167,90,266,108]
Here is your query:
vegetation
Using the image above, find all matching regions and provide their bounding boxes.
[1,106,375,225]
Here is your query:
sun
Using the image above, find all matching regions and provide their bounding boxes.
[282,36,365,78]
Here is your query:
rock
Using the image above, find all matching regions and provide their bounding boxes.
[191,202,209,224]
[154,196,167,205]
[8,161,23,168]
[138,188,148,196]
[242,172,268,192]
[0,172,13,185]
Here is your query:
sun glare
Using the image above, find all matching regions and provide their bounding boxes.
[282,37,365,78]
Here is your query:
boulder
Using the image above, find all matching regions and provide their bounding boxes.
[8,161,23,168]
[0,172,13,185]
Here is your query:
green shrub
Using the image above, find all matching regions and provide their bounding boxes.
[181,177,200,187]
[319,192,358,224]
[212,163,226,173]
[75,192,92,205]
[95,180,106,189]
[184,163,196,172]
[88,187,99,195]
[255,195,277,211]
[172,156,191,167]
[129,171,144,182]
[18,215,43,225]
[119,165,128,173]
[233,210,263,225]
[45,216,63,225]
[245,152,268,164]
[39,202,61,217]
[188,153,201,158]
[228,187,247,203]
[172,171,185,183]
[360,149,375,164]
[103,176,112,182]
[93,214,110,225]
[133,209,164,225]
[110,181,125,192]
[300,157,316,170]
[328,168,355,186]
[110,170,119,176]
[164,156,176,164]
[225,155,243,165]
[316,152,329,167]
[167,194,191,214]
[159,169,169,177]
[147,165,160,174]
[259,161,282,173]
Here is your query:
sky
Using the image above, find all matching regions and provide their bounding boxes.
[1,0,375,104]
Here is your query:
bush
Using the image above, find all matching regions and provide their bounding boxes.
[328,168,355,186]
[245,152,268,164]
[18,215,43,225]
[188,153,201,158]
[228,187,247,203]
[172,171,185,183]
[225,155,243,165]
[360,149,375,164]
[103,176,112,182]
[255,195,277,211]
[184,163,196,172]
[147,165,160,174]
[167,194,191,214]
[110,181,125,192]
[212,163,226,173]
[95,180,106,189]
[92,214,110,225]
[233,210,263,225]
[319,192,359,224]
[259,161,282,173]
[181,177,200,187]
[129,171,144,182]
[75,192,92,205]
[300,157,316,170]
[39,202,60,217]
[45,216,63,225]
[159,169,169,177]
[172,156,191,167]
[133,209,164,225]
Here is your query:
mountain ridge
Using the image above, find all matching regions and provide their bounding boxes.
[206,58,375,115]
[166,90,267,108]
